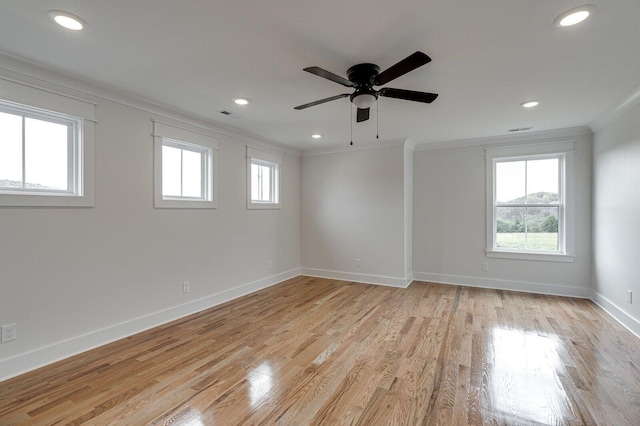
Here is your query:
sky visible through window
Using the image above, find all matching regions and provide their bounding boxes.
[496,158,558,203]
[251,162,272,202]
[162,144,203,198]
[0,111,69,191]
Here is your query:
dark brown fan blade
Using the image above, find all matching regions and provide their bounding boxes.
[375,52,431,86]
[356,108,370,122]
[379,88,438,103]
[303,67,356,87]
[294,93,350,110]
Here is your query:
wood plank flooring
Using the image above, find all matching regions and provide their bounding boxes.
[1,276,640,425]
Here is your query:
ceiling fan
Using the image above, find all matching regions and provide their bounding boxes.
[294,51,438,122]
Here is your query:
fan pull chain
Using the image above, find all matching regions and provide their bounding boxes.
[350,105,354,146]
[376,101,379,139]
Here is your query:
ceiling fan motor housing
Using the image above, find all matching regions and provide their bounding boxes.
[347,63,380,88]
[347,63,380,106]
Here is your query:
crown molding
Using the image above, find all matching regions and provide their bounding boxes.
[301,137,408,157]
[0,51,300,158]
[590,83,640,133]
[413,126,592,152]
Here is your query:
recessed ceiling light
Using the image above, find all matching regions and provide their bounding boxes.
[233,98,250,105]
[49,10,87,31]
[311,134,322,139]
[554,5,595,27]
[521,100,539,108]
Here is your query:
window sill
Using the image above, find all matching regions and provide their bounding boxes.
[486,250,575,263]
[247,202,280,210]
[155,198,217,209]
[0,192,94,207]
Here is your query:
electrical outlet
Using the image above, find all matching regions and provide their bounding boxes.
[355,258,361,267]
[1,323,16,343]
[268,260,272,270]
[481,262,489,271]
[629,290,633,304]
[183,281,190,294]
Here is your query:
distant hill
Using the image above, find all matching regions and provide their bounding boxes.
[0,179,22,189]
[0,179,58,190]
[497,192,559,233]
[505,191,559,204]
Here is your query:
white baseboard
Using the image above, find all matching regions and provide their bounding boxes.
[591,291,640,339]
[413,271,591,298]
[5,268,636,383]
[301,267,411,288]
[0,268,300,382]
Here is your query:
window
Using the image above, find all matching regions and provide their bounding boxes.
[153,120,218,208]
[247,147,281,209]
[0,89,95,208]
[486,141,575,262]
[161,140,206,199]
[251,160,278,203]
[495,156,561,251]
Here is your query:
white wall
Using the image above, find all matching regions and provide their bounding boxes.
[0,68,301,381]
[413,129,593,297]
[592,101,640,336]
[300,143,411,287]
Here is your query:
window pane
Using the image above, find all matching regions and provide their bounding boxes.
[162,145,182,197]
[252,163,272,202]
[527,158,559,204]
[24,117,68,191]
[260,165,271,201]
[0,111,23,187]
[496,161,525,204]
[181,149,202,198]
[526,207,558,251]
[496,206,526,249]
[251,163,261,200]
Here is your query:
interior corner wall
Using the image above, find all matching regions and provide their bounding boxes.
[404,144,414,282]
[413,131,593,298]
[300,145,409,287]
[592,101,640,336]
[0,74,301,381]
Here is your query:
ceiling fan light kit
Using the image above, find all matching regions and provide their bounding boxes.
[351,92,377,109]
[295,51,438,124]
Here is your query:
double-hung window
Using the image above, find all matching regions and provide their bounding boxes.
[153,120,218,208]
[0,81,95,208]
[486,141,575,262]
[247,147,281,209]
[0,103,80,194]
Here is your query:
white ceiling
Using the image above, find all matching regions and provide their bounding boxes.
[0,1,639,152]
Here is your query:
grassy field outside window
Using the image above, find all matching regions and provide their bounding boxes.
[496,232,558,251]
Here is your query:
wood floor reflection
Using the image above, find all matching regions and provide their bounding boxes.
[2,276,640,425]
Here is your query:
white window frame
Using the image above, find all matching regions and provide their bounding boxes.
[0,79,95,207]
[247,146,281,209]
[485,140,575,262]
[153,120,218,209]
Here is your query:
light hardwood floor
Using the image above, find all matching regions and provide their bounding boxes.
[1,276,640,425]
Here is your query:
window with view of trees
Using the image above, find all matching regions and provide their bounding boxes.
[486,141,575,262]
[494,157,562,252]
